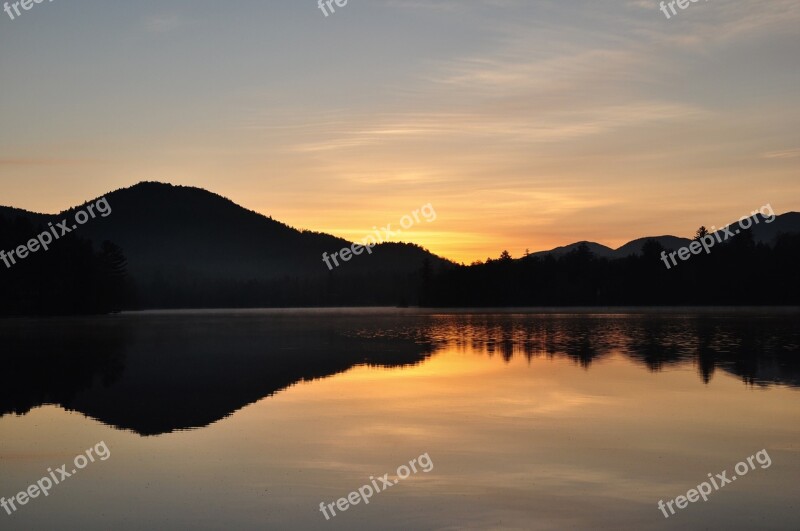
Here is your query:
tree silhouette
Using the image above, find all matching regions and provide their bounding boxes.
[0,214,130,316]
[694,226,709,241]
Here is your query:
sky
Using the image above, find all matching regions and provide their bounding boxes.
[1,0,798,263]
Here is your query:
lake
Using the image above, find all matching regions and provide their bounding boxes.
[1,309,799,530]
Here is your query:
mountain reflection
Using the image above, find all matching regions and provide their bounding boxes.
[0,311,436,436]
[1,310,798,436]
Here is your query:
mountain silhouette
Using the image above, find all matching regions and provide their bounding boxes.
[742,212,800,242]
[613,235,692,257]
[0,182,451,309]
[530,213,800,259]
[529,241,616,259]
[424,213,800,306]
[2,183,799,312]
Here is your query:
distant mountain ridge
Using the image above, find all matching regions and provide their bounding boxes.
[530,213,800,260]
[530,241,616,259]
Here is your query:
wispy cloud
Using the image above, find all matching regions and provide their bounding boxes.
[763,149,800,160]
[287,102,705,154]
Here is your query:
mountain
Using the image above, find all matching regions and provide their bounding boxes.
[747,212,800,243]
[2,183,798,312]
[530,241,616,259]
[529,212,800,260]
[0,182,451,309]
[614,236,692,258]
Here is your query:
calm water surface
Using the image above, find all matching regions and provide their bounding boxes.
[1,309,799,530]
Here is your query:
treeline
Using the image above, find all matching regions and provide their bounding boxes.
[133,269,423,309]
[3,210,800,315]
[0,214,131,316]
[420,231,800,306]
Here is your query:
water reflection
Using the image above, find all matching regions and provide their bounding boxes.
[413,313,800,386]
[0,311,436,436]
[1,310,798,436]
